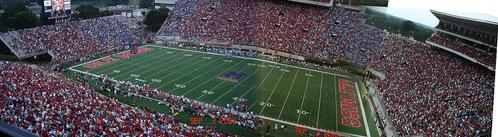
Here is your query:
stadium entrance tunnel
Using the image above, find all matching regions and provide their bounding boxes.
[23,53,53,63]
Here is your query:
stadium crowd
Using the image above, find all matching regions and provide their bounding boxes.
[98,74,257,129]
[0,61,228,136]
[0,16,141,61]
[0,0,493,136]
[427,35,496,67]
[324,7,385,66]
[157,0,199,38]
[157,0,386,67]
[370,34,494,136]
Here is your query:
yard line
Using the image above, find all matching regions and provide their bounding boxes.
[146,54,206,83]
[355,82,371,137]
[110,51,189,78]
[296,70,312,123]
[92,48,169,74]
[210,67,261,104]
[162,57,227,92]
[277,69,300,119]
[153,55,220,89]
[140,54,213,80]
[194,63,253,101]
[316,73,324,128]
[195,82,225,100]
[167,61,229,92]
[237,67,275,108]
[247,98,261,111]
[148,45,353,78]
[180,60,247,96]
[258,67,287,115]
[334,75,338,132]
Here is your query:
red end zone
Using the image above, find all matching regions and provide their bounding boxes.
[338,79,361,128]
[119,48,154,59]
[84,47,154,69]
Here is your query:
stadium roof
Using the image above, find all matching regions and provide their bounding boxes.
[0,120,38,137]
[430,10,498,34]
[288,0,333,7]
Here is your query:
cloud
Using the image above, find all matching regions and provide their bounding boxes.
[388,0,498,18]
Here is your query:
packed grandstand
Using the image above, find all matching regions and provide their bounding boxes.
[0,0,496,136]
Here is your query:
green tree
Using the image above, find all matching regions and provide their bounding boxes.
[0,0,4,9]
[0,20,6,32]
[143,7,170,32]
[0,3,39,30]
[72,5,100,19]
[105,0,128,6]
[139,0,154,8]
[401,20,415,32]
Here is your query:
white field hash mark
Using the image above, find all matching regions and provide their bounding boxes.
[258,67,287,115]
[231,66,275,107]
[278,69,300,119]
[70,46,368,137]
[297,70,312,123]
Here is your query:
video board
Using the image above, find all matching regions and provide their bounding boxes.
[43,0,71,18]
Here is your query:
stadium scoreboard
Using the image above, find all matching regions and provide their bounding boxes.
[41,0,71,21]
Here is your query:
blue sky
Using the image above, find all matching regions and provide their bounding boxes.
[370,0,498,27]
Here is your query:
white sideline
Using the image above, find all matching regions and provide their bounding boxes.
[257,115,365,137]
[356,83,371,137]
[69,45,371,137]
[316,73,324,128]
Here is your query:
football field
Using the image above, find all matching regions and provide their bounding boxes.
[70,45,378,137]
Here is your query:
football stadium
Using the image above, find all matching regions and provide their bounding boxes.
[0,0,496,136]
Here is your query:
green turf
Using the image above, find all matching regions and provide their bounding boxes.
[70,45,379,137]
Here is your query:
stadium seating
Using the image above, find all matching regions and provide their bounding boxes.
[0,16,141,61]
[427,35,496,67]
[156,0,386,67]
[0,61,227,136]
[98,74,256,129]
[370,34,493,136]
[0,0,493,136]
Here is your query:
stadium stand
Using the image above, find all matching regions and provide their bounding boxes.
[0,16,141,61]
[427,35,496,67]
[98,74,256,129]
[0,61,228,136]
[426,10,497,70]
[370,33,494,136]
[0,0,494,136]
[156,0,385,67]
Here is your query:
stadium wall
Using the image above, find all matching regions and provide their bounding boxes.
[160,40,306,61]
